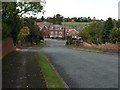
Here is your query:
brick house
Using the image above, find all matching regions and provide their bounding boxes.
[66,29,79,39]
[37,22,79,39]
[37,22,50,38]
[49,24,65,39]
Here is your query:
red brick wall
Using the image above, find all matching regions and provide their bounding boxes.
[49,30,65,39]
[40,27,50,38]
[82,42,120,50]
[2,37,15,57]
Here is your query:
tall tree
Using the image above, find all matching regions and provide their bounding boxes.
[23,17,43,45]
[2,1,45,44]
[41,16,45,22]
[109,19,120,43]
[102,18,114,43]
[47,14,63,24]
[80,21,104,44]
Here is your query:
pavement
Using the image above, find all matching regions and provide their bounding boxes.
[2,51,46,89]
[41,39,118,88]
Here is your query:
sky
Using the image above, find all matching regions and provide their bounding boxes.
[37,0,120,20]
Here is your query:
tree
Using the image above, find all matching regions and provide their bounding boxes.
[80,21,104,44]
[17,26,30,45]
[101,18,114,43]
[109,27,120,43]
[22,17,43,45]
[19,26,30,37]
[41,16,45,22]
[2,1,45,45]
[116,19,120,29]
[109,19,120,43]
[47,14,63,24]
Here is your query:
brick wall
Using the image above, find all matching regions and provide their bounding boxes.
[2,37,15,57]
[82,42,120,50]
[49,30,65,39]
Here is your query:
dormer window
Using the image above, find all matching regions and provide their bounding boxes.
[60,27,64,30]
[60,27,62,30]
[45,26,47,28]
[52,27,55,29]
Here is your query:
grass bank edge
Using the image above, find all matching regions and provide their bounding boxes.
[35,52,66,88]
[66,45,103,53]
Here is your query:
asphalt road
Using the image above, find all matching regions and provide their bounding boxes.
[41,39,118,88]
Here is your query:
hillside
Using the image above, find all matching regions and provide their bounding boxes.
[63,22,91,32]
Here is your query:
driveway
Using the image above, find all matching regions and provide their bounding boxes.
[41,39,118,88]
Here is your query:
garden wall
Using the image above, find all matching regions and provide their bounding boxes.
[82,42,120,50]
[2,37,15,57]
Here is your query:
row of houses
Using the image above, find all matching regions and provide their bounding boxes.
[37,22,79,39]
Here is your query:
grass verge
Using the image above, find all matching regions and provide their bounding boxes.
[36,52,65,88]
[66,45,103,53]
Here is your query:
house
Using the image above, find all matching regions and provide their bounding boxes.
[66,29,79,39]
[37,22,79,39]
[49,24,65,39]
[37,22,51,38]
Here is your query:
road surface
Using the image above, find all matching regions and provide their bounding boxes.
[41,39,118,88]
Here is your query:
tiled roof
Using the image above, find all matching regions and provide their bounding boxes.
[49,24,65,30]
[37,22,51,29]
[67,29,79,36]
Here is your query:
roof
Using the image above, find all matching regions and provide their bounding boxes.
[49,24,65,30]
[37,22,51,30]
[67,29,79,36]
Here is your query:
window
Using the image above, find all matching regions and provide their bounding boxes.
[60,27,62,30]
[60,27,64,30]
[45,26,47,28]
[51,31,54,35]
[59,32,62,38]
[59,32,62,35]
[52,27,55,29]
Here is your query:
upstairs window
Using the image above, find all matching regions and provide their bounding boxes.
[50,31,54,35]
[59,32,62,35]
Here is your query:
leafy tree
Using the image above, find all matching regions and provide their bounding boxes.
[80,21,104,44]
[19,26,30,37]
[2,1,44,45]
[22,17,43,45]
[109,27,120,43]
[47,14,63,24]
[101,18,114,43]
[41,16,45,22]
[109,19,120,43]
[116,19,120,29]
[17,26,30,45]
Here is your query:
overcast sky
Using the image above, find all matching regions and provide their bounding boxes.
[37,0,120,20]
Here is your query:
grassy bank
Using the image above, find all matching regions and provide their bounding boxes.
[66,45,119,55]
[36,52,65,88]
[66,45,103,53]
[63,22,90,31]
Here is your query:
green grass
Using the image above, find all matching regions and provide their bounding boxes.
[36,52,65,88]
[63,22,90,31]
